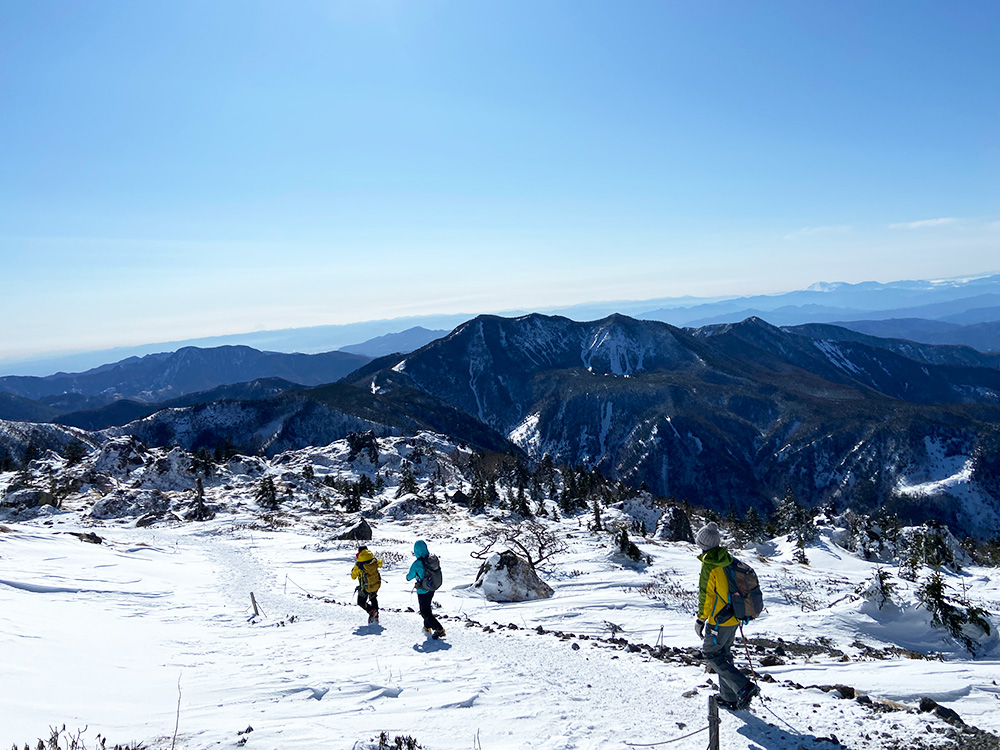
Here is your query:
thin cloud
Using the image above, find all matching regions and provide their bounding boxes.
[783,225,851,241]
[888,218,959,230]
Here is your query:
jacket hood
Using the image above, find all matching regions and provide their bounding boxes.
[357,549,374,562]
[697,547,733,568]
[413,540,429,558]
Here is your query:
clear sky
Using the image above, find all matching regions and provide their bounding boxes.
[2,0,998,360]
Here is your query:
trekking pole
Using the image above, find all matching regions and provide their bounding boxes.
[739,623,758,685]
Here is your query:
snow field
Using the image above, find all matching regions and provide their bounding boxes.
[4,508,999,750]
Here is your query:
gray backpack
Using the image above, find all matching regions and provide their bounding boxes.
[420,554,443,591]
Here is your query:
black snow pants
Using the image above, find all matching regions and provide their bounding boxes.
[357,589,378,616]
[417,591,442,631]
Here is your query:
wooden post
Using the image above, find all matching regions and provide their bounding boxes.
[250,592,260,618]
[708,694,721,750]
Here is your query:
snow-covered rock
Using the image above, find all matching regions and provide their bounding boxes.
[90,489,170,519]
[1,487,55,509]
[473,551,554,602]
[654,504,694,542]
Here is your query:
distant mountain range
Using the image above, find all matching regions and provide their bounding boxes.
[0,346,369,419]
[5,272,1000,377]
[3,313,1000,538]
[338,327,448,358]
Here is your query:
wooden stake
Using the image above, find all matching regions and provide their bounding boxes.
[250,592,260,618]
[708,694,721,750]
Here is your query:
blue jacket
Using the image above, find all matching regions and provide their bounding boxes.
[406,540,431,594]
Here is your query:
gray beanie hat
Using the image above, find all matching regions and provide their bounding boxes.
[695,521,722,551]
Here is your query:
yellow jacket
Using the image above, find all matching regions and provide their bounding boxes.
[351,550,383,593]
[698,547,739,627]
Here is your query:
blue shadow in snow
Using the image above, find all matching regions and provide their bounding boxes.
[736,709,836,749]
[414,638,452,653]
[353,623,385,636]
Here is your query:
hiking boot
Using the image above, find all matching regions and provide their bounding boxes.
[368,610,379,624]
[432,628,446,639]
[736,682,760,710]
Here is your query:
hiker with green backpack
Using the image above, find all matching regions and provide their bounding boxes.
[406,539,445,639]
[694,521,761,711]
[351,546,383,624]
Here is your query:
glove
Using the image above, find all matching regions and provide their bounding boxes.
[695,618,706,639]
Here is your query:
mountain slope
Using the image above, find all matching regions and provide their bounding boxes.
[0,345,370,403]
[349,314,1000,536]
[53,377,305,431]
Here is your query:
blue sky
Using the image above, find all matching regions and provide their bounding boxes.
[2,0,998,361]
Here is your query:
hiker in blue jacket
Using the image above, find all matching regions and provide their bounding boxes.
[406,539,445,638]
[695,522,759,710]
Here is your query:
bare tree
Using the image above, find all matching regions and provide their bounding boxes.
[471,520,568,571]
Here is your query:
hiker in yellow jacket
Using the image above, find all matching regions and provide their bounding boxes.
[695,522,759,710]
[351,546,383,624]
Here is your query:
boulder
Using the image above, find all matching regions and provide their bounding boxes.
[474,551,554,602]
[1,488,56,509]
[334,518,373,541]
[90,489,169,519]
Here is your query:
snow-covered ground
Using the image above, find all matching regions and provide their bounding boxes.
[2,435,1000,749]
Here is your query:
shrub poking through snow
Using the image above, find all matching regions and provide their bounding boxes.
[374,733,421,750]
[917,571,992,655]
[857,568,896,610]
[13,724,145,750]
[614,524,646,563]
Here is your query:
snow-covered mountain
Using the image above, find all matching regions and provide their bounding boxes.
[4,314,1000,541]
[350,314,1000,539]
[2,433,999,749]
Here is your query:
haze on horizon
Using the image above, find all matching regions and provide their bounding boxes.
[2,1,997,362]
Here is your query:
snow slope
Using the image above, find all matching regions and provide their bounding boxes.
[2,436,1000,749]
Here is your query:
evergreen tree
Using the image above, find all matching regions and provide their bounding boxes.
[793,533,810,565]
[917,571,992,654]
[591,498,603,531]
[188,476,215,521]
[512,479,532,518]
[770,485,812,539]
[22,442,40,469]
[255,476,279,510]
[63,439,87,467]
[344,482,362,513]
[358,474,375,497]
[395,461,419,498]
[742,506,766,543]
